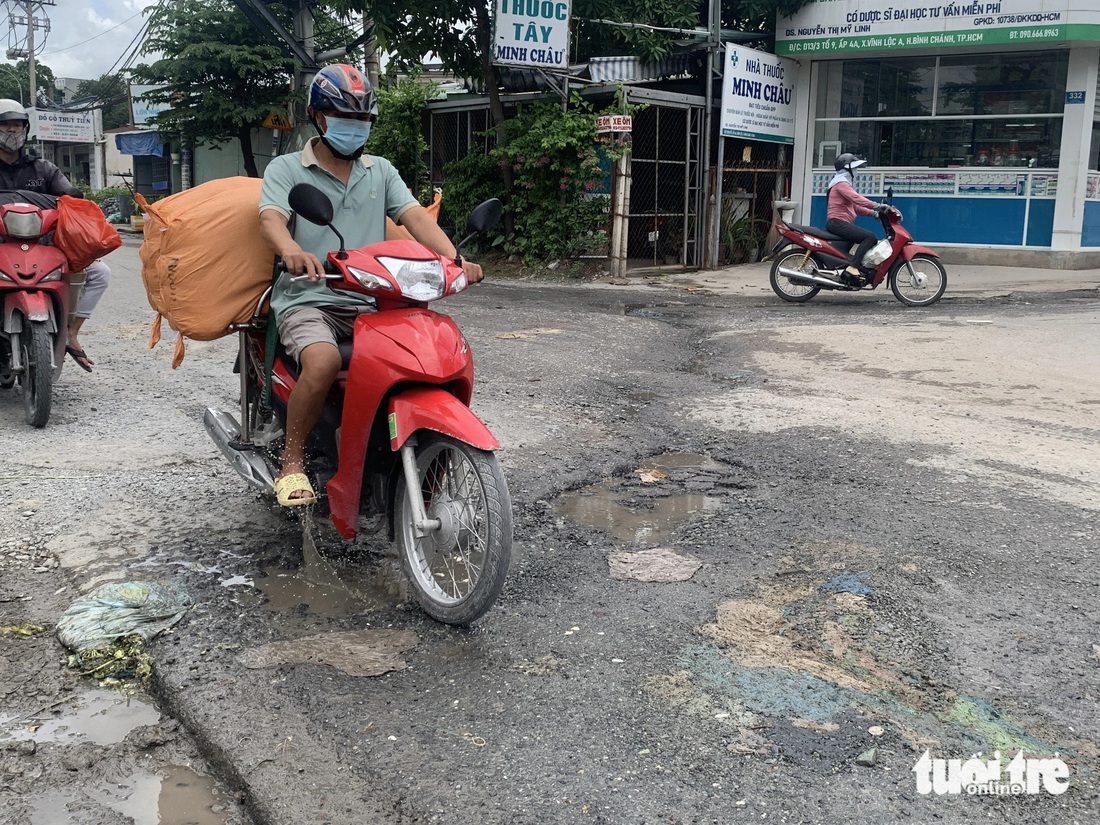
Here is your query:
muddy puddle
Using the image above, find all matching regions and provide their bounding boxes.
[249,510,408,617]
[31,764,234,825]
[555,452,725,545]
[0,688,159,746]
[2,690,236,824]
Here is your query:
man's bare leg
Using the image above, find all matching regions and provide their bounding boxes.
[279,341,342,501]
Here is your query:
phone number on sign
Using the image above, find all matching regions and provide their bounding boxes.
[1010,28,1061,39]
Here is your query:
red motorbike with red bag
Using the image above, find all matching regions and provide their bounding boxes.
[0,190,119,426]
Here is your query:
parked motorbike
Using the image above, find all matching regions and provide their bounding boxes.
[767,197,947,306]
[0,191,80,427]
[205,183,512,625]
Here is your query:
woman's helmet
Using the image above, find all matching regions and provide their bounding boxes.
[307,64,378,117]
[834,152,867,175]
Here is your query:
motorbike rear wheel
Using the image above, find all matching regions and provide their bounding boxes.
[891,254,947,307]
[770,249,821,302]
[396,434,512,625]
[21,320,53,427]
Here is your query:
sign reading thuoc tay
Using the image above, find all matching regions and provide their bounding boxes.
[493,0,571,70]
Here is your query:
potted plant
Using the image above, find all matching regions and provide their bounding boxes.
[721,208,768,264]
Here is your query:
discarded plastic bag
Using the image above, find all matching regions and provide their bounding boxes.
[56,580,192,653]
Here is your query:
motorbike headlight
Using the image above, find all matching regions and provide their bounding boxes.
[377,256,445,301]
[40,267,63,282]
[2,210,43,239]
[347,265,394,292]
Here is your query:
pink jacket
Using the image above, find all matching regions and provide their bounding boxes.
[827,179,877,223]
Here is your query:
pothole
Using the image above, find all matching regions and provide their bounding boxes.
[554,452,735,545]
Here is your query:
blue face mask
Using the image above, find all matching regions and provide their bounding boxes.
[323,117,372,157]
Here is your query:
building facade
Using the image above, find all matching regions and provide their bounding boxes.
[777,1,1100,268]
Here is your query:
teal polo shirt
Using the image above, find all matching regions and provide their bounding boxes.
[259,138,418,323]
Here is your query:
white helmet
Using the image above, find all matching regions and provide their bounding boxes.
[0,98,28,126]
[0,98,29,153]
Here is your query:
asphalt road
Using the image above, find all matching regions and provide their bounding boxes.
[1,240,1098,825]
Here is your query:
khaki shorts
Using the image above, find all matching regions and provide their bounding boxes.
[277,306,373,361]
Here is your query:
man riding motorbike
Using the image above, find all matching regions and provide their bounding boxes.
[258,63,484,507]
[0,98,110,371]
[825,153,900,286]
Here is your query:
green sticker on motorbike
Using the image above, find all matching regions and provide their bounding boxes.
[388,412,397,441]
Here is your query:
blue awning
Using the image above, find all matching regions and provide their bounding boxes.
[115,132,164,156]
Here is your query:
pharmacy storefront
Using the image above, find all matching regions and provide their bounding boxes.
[776,1,1100,266]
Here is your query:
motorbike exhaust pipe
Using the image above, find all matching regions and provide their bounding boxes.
[777,266,844,289]
[203,407,277,492]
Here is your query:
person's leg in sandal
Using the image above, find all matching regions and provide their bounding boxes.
[275,308,344,506]
[274,472,316,506]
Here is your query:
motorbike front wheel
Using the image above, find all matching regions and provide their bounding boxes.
[21,320,53,427]
[396,434,513,625]
[891,255,947,307]
[770,249,821,302]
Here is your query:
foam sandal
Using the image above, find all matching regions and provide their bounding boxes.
[274,472,316,507]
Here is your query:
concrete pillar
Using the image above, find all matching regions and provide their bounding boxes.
[1051,46,1099,251]
[789,59,816,225]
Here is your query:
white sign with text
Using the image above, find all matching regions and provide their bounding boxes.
[30,108,95,143]
[719,45,796,145]
[492,0,571,70]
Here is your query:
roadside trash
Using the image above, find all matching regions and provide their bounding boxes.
[608,547,701,582]
[56,581,192,653]
[633,468,668,484]
[855,748,878,767]
[820,573,874,596]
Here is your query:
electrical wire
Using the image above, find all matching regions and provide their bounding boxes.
[41,8,145,55]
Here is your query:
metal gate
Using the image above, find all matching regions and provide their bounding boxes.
[624,88,707,270]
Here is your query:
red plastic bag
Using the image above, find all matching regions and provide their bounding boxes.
[54,194,122,272]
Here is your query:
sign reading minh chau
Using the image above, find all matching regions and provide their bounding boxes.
[493,0,571,70]
[775,0,1100,56]
[720,45,796,145]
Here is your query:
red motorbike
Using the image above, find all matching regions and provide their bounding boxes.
[205,183,511,625]
[767,198,947,306]
[0,191,79,427]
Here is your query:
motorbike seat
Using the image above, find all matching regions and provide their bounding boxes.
[787,222,846,243]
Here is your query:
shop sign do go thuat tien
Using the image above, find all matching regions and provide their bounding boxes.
[493,0,571,70]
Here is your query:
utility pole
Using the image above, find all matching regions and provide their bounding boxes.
[6,0,54,108]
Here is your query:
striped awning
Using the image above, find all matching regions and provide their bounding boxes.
[586,54,694,83]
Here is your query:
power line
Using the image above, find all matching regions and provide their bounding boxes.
[41,8,145,55]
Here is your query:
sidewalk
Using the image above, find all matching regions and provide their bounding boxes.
[658,261,1100,300]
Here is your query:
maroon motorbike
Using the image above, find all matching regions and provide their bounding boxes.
[767,197,947,306]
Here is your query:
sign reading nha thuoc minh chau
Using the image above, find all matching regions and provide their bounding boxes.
[493,0,571,70]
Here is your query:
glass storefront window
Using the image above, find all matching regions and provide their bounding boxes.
[814,52,1068,168]
[937,53,1068,115]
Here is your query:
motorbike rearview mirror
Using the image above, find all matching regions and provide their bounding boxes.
[455,198,503,253]
[288,183,333,225]
[467,199,502,234]
[288,183,347,260]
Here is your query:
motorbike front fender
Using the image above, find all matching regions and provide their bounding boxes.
[900,244,939,262]
[389,387,499,452]
[326,386,499,540]
[3,291,55,329]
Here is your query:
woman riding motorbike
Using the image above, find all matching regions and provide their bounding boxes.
[825,153,899,285]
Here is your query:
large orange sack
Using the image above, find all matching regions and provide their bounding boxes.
[137,178,274,368]
[386,190,442,240]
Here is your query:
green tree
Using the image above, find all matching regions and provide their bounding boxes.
[369,75,438,200]
[0,60,59,107]
[74,74,131,130]
[130,0,298,177]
